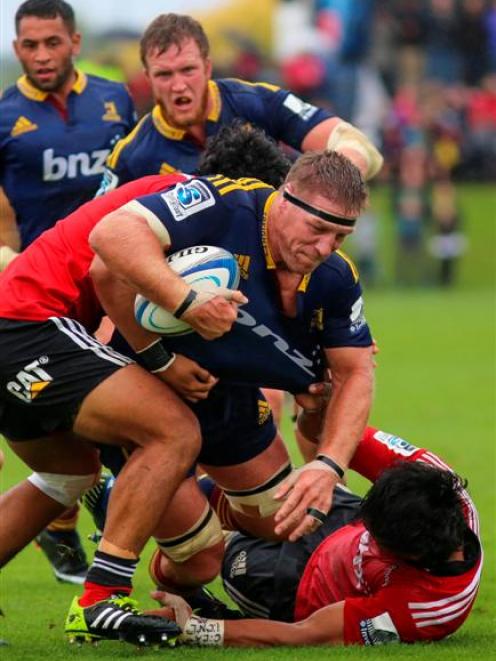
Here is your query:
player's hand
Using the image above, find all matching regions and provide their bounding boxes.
[181,288,248,340]
[158,354,218,402]
[0,245,18,271]
[295,371,332,413]
[146,590,192,630]
[273,461,340,541]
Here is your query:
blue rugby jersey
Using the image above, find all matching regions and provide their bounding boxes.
[127,175,372,394]
[0,71,136,248]
[98,78,332,193]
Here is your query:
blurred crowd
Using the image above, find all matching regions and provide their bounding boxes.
[72,0,493,286]
[79,1,496,185]
[3,0,493,286]
[264,0,494,286]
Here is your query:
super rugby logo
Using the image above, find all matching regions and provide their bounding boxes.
[373,431,418,457]
[43,148,109,181]
[162,181,215,221]
[6,357,53,403]
[236,309,316,377]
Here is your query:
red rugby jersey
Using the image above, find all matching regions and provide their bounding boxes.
[0,174,185,332]
[294,427,482,645]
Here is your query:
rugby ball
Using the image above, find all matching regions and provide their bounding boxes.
[134,245,240,336]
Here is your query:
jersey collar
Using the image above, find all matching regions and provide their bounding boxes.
[17,69,87,101]
[152,80,222,140]
[261,190,312,292]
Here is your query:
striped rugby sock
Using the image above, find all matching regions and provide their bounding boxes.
[79,551,138,607]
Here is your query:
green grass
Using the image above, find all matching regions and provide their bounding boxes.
[0,184,495,659]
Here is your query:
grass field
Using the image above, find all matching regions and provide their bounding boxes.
[0,185,494,659]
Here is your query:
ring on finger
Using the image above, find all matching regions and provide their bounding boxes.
[306,507,327,526]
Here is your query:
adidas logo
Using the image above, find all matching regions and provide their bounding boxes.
[11,115,38,137]
[230,551,247,577]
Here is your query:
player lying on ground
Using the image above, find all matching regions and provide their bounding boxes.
[148,426,482,647]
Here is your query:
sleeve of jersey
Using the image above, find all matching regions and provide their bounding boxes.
[127,178,228,250]
[318,257,372,348]
[343,589,420,645]
[236,82,332,150]
[349,427,427,482]
[122,88,138,130]
[103,116,149,189]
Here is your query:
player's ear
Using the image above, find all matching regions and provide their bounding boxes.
[204,57,213,79]
[71,31,82,56]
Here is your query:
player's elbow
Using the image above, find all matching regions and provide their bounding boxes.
[88,211,119,254]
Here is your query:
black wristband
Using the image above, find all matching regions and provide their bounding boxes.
[316,454,345,479]
[136,339,175,373]
[173,289,197,319]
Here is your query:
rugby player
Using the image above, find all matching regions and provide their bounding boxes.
[88,150,374,599]
[0,167,247,644]
[0,0,136,583]
[0,0,136,257]
[97,12,383,425]
[99,13,382,193]
[150,427,482,647]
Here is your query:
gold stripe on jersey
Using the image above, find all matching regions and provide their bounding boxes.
[226,78,281,93]
[17,69,87,101]
[297,273,312,292]
[206,175,231,188]
[107,113,149,169]
[335,249,359,283]
[206,80,221,121]
[208,176,273,197]
[152,105,186,140]
[261,191,278,269]
[216,180,272,196]
[159,162,177,175]
[72,70,88,94]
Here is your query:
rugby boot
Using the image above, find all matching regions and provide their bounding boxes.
[35,529,88,584]
[65,595,181,646]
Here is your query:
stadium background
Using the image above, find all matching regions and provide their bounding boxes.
[0,0,494,657]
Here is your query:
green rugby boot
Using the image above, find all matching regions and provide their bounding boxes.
[65,595,181,646]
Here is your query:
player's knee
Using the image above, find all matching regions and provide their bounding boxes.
[224,461,293,518]
[28,470,100,507]
[147,413,201,462]
[156,504,224,569]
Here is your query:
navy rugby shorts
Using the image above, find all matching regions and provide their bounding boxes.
[0,317,132,440]
[98,381,277,475]
[222,486,362,621]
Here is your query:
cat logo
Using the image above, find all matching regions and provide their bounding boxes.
[234,254,251,280]
[258,399,271,425]
[6,357,53,403]
[11,115,38,137]
[102,101,122,122]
